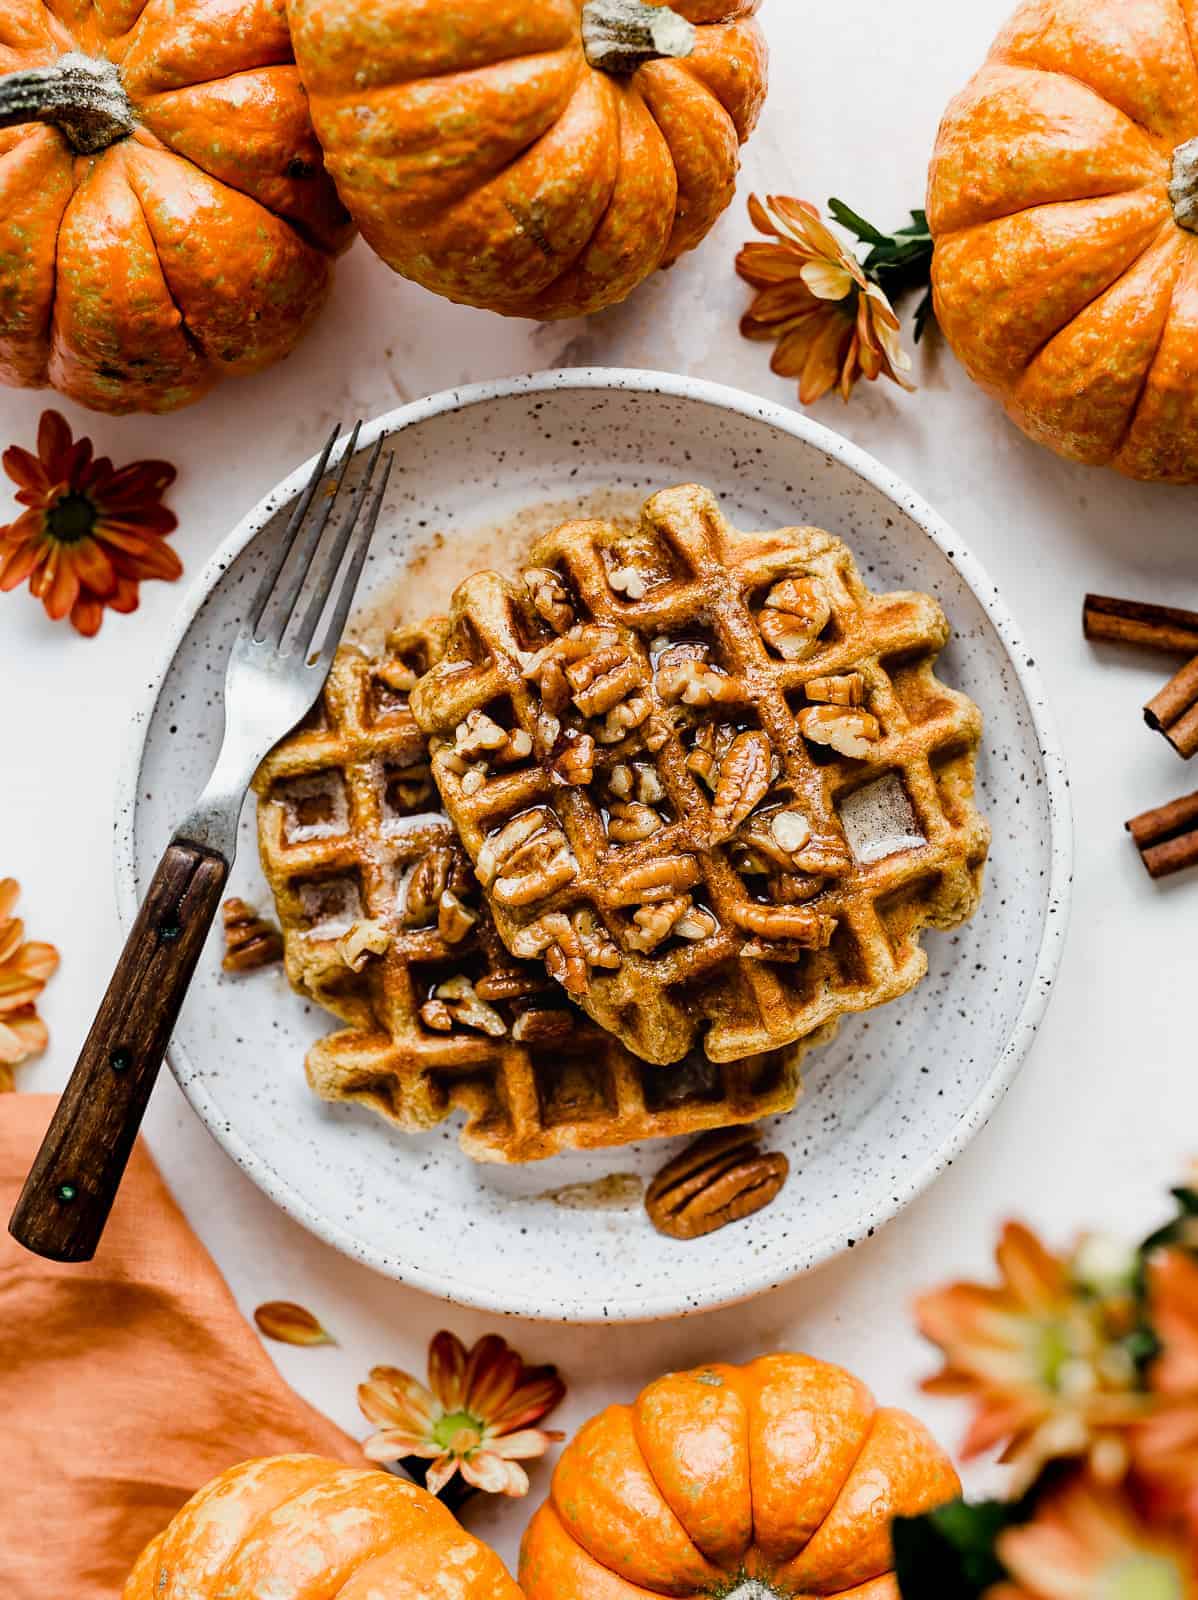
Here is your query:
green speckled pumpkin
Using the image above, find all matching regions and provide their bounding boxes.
[0,0,352,414]
[286,0,768,319]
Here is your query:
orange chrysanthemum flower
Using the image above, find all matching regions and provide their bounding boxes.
[986,1474,1198,1600]
[1134,1250,1198,1536]
[737,194,915,406]
[359,1331,565,1499]
[0,410,180,636]
[0,878,59,1088]
[917,1223,1149,1488]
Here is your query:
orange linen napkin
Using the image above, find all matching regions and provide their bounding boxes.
[0,1094,361,1599]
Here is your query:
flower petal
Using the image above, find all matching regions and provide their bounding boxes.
[428,1331,470,1411]
[485,1427,556,1461]
[358,1366,439,1431]
[800,260,856,302]
[253,1301,336,1347]
[423,1453,462,1498]
[0,1010,48,1065]
[460,1450,529,1497]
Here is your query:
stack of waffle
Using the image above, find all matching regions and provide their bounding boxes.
[254,485,988,1163]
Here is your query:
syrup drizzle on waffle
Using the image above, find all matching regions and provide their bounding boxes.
[410,485,990,1067]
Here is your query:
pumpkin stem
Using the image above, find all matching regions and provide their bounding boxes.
[581,0,697,73]
[1171,138,1198,232]
[0,52,134,155]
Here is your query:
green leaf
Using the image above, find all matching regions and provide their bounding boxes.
[826,198,936,334]
[828,196,890,246]
[913,288,934,345]
[894,1497,1027,1599]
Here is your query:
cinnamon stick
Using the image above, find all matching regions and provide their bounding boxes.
[1126,788,1198,879]
[1145,655,1198,758]
[1084,594,1198,654]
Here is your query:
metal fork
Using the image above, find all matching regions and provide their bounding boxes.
[9,424,392,1263]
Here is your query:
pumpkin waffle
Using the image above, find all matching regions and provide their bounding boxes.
[409,485,990,1067]
[253,624,807,1163]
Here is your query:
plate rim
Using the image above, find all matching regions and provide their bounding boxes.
[114,367,1074,1322]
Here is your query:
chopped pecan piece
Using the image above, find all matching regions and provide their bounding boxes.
[454,708,508,757]
[550,731,596,787]
[437,889,477,944]
[758,576,831,661]
[608,564,649,600]
[806,672,866,706]
[387,762,435,810]
[597,690,652,744]
[420,999,455,1032]
[646,1128,790,1240]
[656,646,738,709]
[798,705,882,758]
[512,1007,577,1044]
[675,905,720,940]
[770,809,812,855]
[336,918,392,973]
[516,908,620,996]
[607,801,663,843]
[710,730,772,842]
[429,975,507,1036]
[734,902,836,946]
[523,567,574,632]
[686,722,736,790]
[626,895,691,953]
[404,846,467,928]
[476,810,577,908]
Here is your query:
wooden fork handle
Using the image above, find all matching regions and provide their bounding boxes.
[9,838,228,1262]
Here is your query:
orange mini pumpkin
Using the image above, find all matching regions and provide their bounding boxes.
[928,0,1198,484]
[123,1454,523,1600]
[0,0,352,415]
[519,1353,960,1599]
[287,0,768,320]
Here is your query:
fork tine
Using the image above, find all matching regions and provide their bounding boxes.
[292,433,385,659]
[255,420,363,645]
[246,423,339,635]
[310,452,394,672]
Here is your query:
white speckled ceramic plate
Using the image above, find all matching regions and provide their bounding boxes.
[116,371,1072,1322]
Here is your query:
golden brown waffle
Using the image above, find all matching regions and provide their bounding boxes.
[409,485,990,1067]
[253,623,807,1163]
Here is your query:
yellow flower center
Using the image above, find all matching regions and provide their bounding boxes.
[432,1409,484,1454]
[46,492,97,545]
[1100,1553,1187,1600]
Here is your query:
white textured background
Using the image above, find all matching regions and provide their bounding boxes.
[4,0,1198,1571]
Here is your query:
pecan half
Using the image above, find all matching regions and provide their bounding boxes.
[806,672,866,706]
[607,801,663,843]
[734,902,837,946]
[646,1128,789,1240]
[710,730,772,842]
[222,899,283,973]
[758,576,831,661]
[626,894,690,953]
